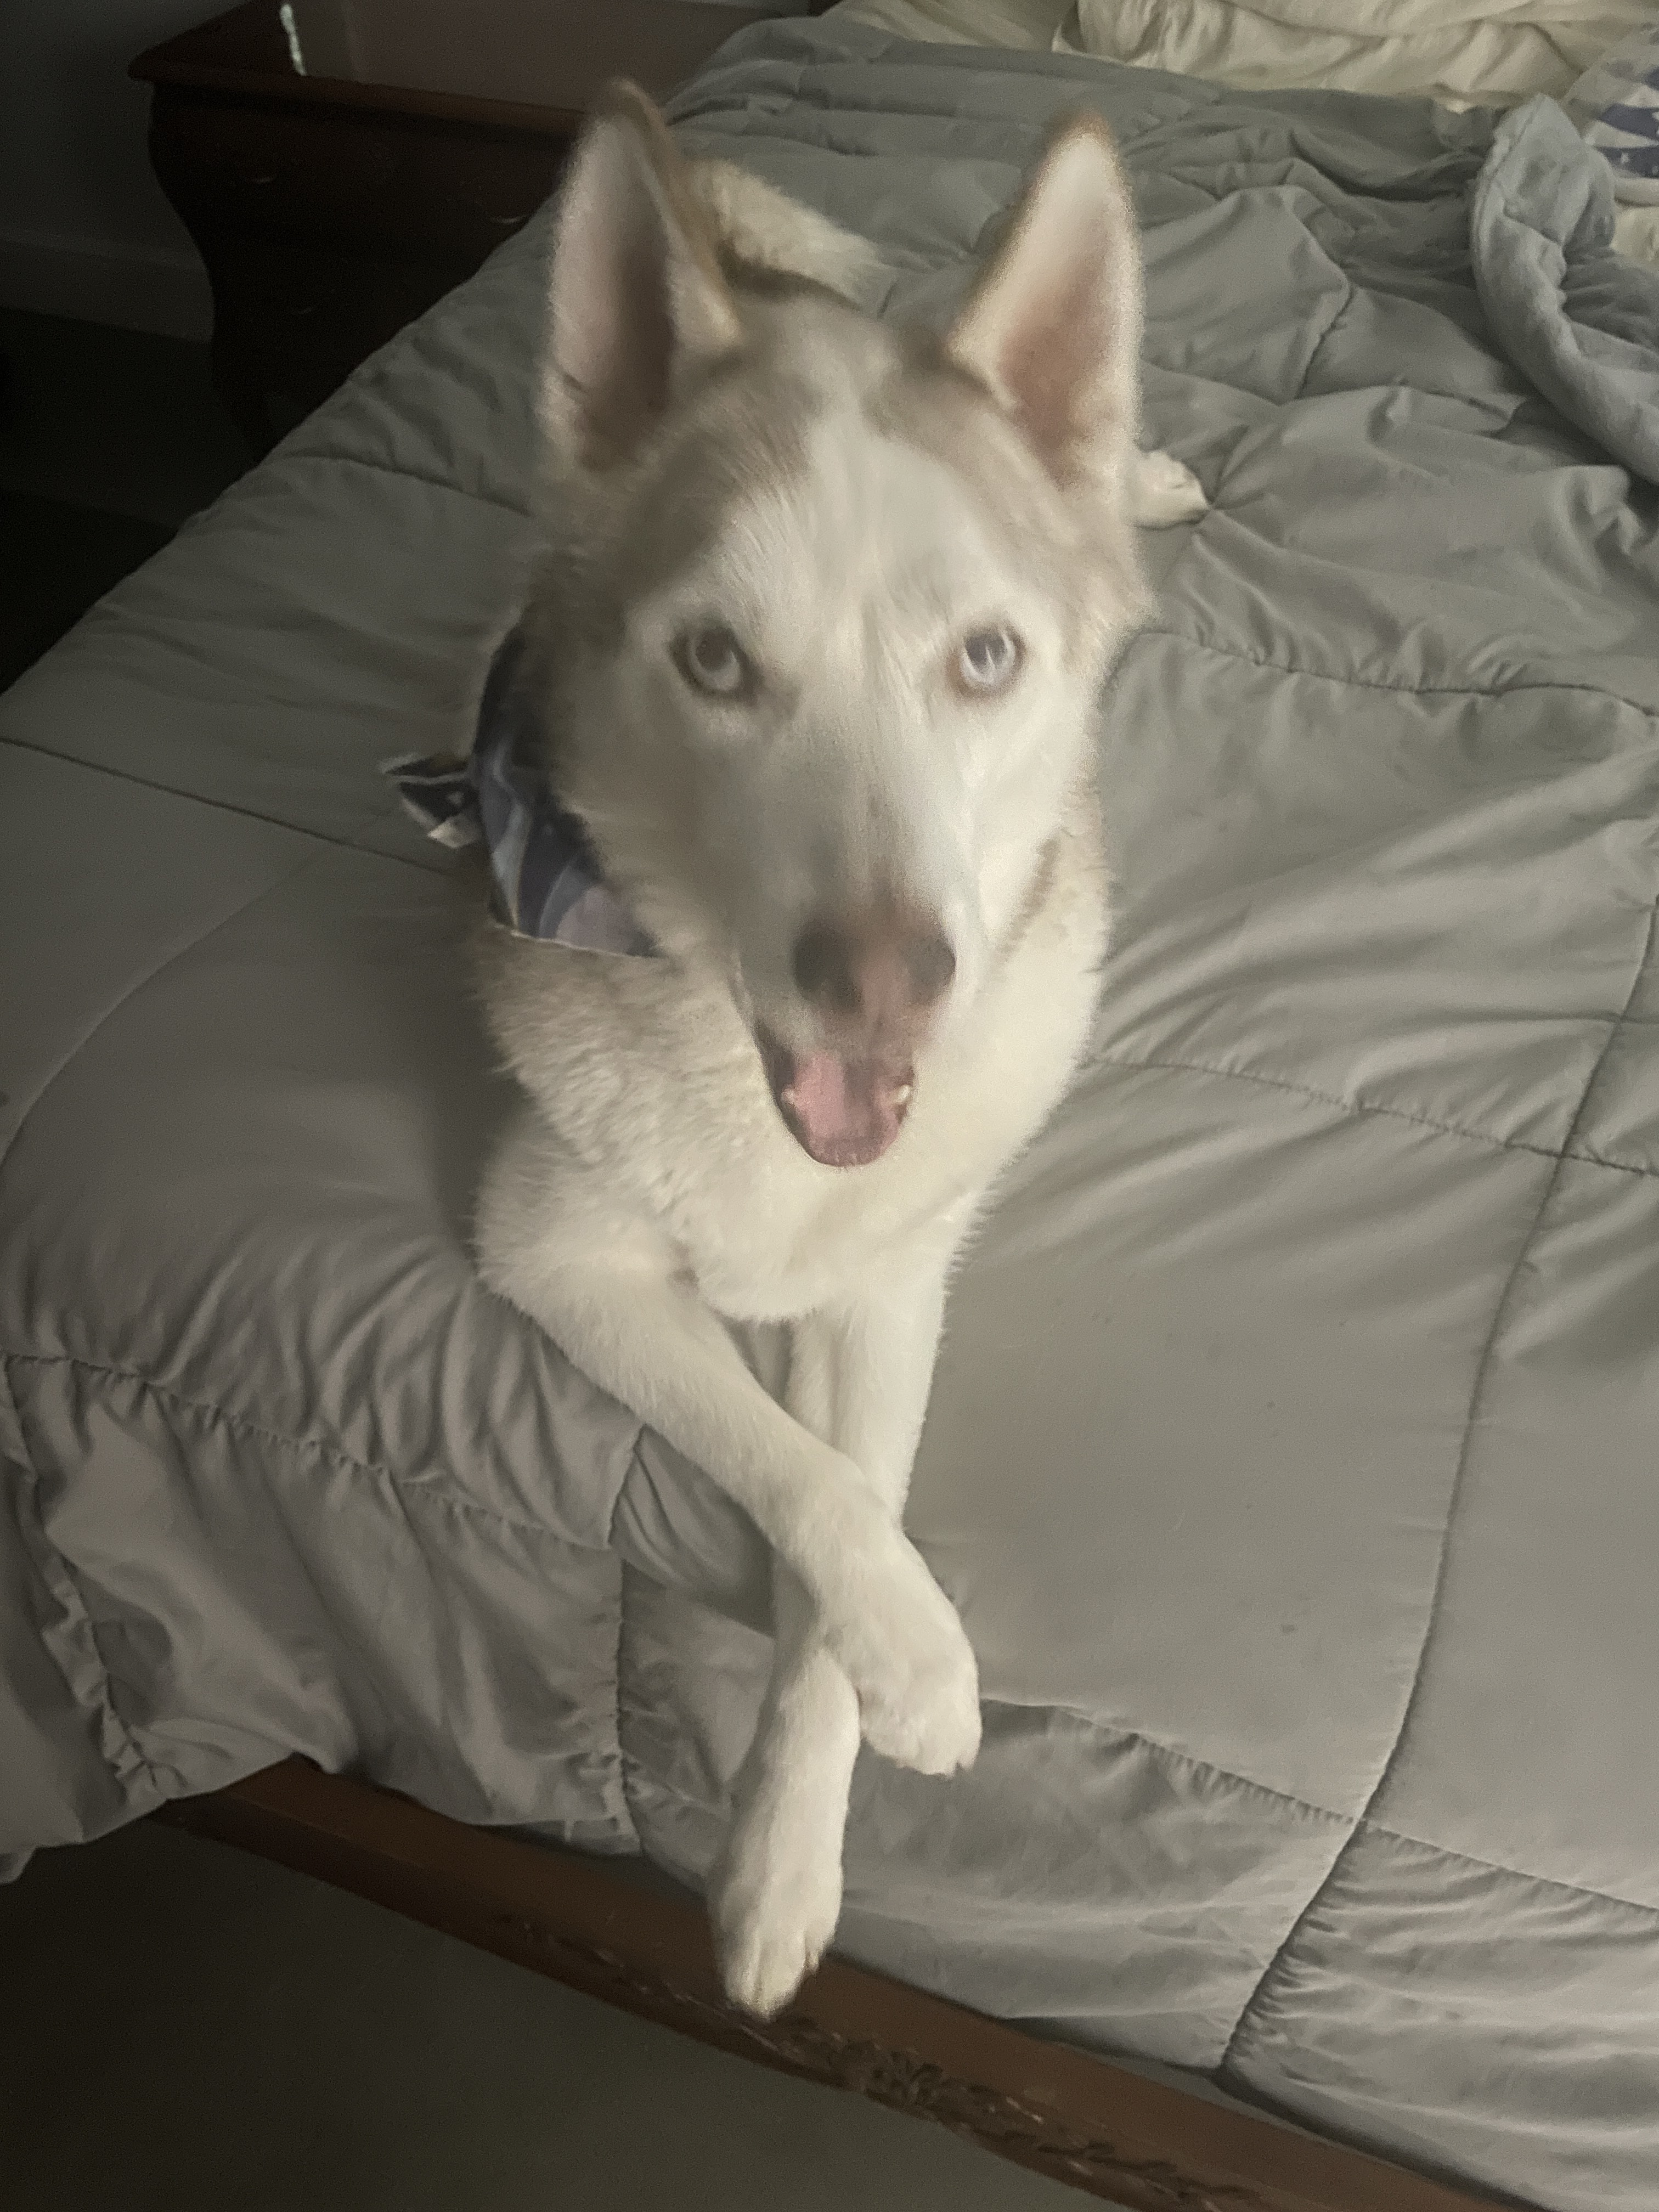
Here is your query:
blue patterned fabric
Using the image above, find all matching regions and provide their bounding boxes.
[382,629,658,955]
[1565,25,1659,204]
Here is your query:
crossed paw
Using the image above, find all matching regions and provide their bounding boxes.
[811,1508,981,1778]
[713,1507,981,2016]
[712,1794,845,2020]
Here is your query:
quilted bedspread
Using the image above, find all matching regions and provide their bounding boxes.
[3,25,1658,2205]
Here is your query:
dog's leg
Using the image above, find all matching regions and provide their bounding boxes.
[1127,446,1209,527]
[478,1147,978,1777]
[710,1322,858,2018]
[713,1269,961,2016]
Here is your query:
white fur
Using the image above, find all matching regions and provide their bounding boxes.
[476,104,1181,2017]
[692,159,890,305]
[1127,445,1209,525]
[693,143,1205,529]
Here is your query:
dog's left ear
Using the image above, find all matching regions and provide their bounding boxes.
[544,82,742,470]
[946,115,1142,494]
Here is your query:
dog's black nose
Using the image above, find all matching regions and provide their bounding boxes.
[792,912,956,1026]
[792,920,861,1013]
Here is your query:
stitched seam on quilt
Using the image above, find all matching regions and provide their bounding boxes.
[0,1349,607,1554]
[994,1701,1659,1919]
[992,1699,1354,1830]
[1290,282,1356,402]
[1096,1049,1659,1178]
[0,733,434,874]
[271,447,531,518]
[1,1355,172,1807]
[1218,894,1659,2069]
[0,849,329,1195]
[603,1429,653,1556]
[1350,1821,1659,1921]
[0,1345,29,1469]
[1132,625,1659,719]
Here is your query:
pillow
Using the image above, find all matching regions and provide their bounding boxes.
[1057,0,1657,112]
[1564,20,1659,199]
[828,0,1070,48]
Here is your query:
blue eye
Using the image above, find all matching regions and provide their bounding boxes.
[956,625,1023,695]
[676,623,753,699]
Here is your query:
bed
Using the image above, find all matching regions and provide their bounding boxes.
[4,10,1658,2209]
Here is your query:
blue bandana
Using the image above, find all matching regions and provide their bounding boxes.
[1567,25,1659,200]
[382,628,659,956]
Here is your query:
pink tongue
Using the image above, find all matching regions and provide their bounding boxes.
[787,1051,903,1168]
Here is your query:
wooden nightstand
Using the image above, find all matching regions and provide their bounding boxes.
[131,0,787,453]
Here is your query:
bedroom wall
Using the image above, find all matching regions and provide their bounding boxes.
[0,0,799,342]
[1,0,216,338]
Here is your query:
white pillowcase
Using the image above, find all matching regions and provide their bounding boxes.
[1057,0,1657,111]
[829,0,1071,49]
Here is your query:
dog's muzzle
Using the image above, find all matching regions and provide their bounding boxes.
[757,906,954,1168]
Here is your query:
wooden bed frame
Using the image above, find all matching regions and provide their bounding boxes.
[161,1760,1515,2212]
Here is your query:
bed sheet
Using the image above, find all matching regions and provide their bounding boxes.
[831,0,1659,263]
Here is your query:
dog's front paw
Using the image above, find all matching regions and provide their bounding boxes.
[1128,447,1209,528]
[815,1521,981,1776]
[712,1808,843,2019]
[853,1610,982,1776]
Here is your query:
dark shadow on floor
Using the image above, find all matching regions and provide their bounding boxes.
[0,306,249,527]
[0,488,171,689]
[0,305,249,691]
[0,1822,1088,2212]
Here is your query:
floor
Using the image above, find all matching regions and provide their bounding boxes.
[0,305,1101,2211]
[0,305,247,690]
[0,1823,1092,2212]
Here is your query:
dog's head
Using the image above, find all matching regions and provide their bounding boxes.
[529,85,1150,1167]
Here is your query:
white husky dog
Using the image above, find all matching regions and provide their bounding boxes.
[476,83,1204,2018]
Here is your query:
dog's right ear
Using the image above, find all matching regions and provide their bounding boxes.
[543,83,742,470]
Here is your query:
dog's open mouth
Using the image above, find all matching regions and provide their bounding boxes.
[757,1028,913,1169]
